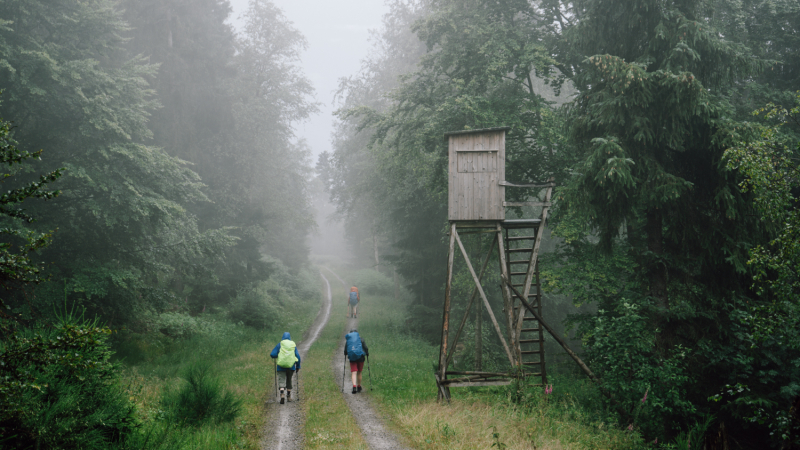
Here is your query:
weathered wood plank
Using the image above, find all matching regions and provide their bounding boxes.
[502,276,598,383]
[503,202,552,207]
[445,380,512,388]
[438,223,457,386]
[499,181,556,188]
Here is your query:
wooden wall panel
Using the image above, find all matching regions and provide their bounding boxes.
[448,129,506,221]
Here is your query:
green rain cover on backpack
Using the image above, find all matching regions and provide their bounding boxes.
[277,340,298,368]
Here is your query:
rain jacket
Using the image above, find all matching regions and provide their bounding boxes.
[343,332,369,363]
[270,332,301,371]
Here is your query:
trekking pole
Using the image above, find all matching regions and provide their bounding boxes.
[367,355,373,390]
[273,359,278,402]
[341,356,347,393]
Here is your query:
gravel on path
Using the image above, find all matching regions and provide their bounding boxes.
[260,272,333,450]
[334,317,412,450]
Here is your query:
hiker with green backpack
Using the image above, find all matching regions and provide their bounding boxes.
[270,332,301,404]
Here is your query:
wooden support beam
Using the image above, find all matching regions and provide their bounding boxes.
[445,371,511,377]
[499,181,556,188]
[454,229,516,366]
[495,224,518,365]
[445,380,512,388]
[514,180,554,346]
[501,276,598,382]
[434,373,451,401]
[446,233,497,367]
[437,223,457,400]
[503,201,552,207]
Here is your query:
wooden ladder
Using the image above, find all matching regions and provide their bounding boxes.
[504,227,547,386]
[499,180,554,386]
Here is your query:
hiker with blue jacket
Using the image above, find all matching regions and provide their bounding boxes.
[344,329,369,393]
[270,332,301,404]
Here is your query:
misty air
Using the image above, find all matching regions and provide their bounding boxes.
[0,0,797,449]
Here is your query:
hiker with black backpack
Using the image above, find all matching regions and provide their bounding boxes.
[270,332,301,404]
[347,286,359,318]
[344,329,369,393]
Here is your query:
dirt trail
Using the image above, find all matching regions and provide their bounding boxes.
[331,275,411,450]
[260,272,333,450]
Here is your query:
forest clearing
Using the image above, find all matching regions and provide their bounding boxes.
[1,0,798,449]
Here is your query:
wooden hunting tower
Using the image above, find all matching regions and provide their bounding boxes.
[436,127,560,401]
[448,128,506,221]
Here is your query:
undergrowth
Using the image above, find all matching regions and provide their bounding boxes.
[335,266,648,450]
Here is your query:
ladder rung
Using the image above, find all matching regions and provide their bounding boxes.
[521,350,543,354]
[507,236,536,241]
[507,248,533,253]
[521,328,540,333]
[519,339,541,344]
[509,260,529,264]
[522,362,544,366]
[523,316,542,321]
[510,272,527,276]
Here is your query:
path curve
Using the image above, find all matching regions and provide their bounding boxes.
[260,272,333,450]
[329,271,411,450]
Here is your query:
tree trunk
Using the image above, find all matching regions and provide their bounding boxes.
[645,209,667,309]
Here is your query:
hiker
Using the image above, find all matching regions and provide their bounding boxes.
[344,329,369,393]
[270,331,301,404]
[347,286,360,318]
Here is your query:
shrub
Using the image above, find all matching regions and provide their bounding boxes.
[0,317,139,450]
[228,282,280,330]
[150,312,206,339]
[352,269,394,296]
[161,362,241,427]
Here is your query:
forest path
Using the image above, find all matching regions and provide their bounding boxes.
[260,271,333,450]
[328,269,411,450]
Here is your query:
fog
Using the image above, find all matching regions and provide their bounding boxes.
[229,0,388,161]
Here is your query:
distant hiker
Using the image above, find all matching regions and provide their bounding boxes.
[344,329,369,393]
[270,331,301,404]
[347,286,360,318]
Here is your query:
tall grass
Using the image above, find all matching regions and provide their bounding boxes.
[118,279,321,449]
[336,266,647,450]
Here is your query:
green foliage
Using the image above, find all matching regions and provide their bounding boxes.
[0,98,62,303]
[352,269,394,296]
[726,96,800,336]
[228,282,280,330]
[0,314,138,449]
[160,362,242,427]
[583,301,695,436]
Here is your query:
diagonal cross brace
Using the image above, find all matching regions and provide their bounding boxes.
[455,229,516,366]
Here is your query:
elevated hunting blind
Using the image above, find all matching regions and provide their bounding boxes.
[436,127,583,402]
[448,128,506,221]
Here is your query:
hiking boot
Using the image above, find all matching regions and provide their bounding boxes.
[352,386,358,394]
[280,396,285,404]
[287,391,292,402]
[357,386,363,392]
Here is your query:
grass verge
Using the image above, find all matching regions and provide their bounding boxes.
[118,291,320,449]
[335,266,646,450]
[301,269,368,449]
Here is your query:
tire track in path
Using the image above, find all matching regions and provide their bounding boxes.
[328,269,411,450]
[260,271,333,450]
